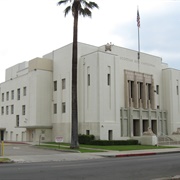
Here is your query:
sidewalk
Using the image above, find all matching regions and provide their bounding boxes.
[1,143,180,163]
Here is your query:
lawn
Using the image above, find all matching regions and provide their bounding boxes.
[38,142,177,153]
[0,158,11,163]
[37,144,104,153]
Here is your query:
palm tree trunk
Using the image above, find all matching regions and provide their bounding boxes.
[70,7,79,149]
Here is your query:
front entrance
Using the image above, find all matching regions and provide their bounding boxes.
[108,130,113,140]
[133,119,140,136]
[143,120,149,132]
[151,120,157,135]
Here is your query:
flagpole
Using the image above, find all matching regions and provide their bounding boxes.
[138,23,140,72]
[137,6,140,72]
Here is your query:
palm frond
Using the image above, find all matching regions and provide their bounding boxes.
[79,8,91,17]
[64,6,71,16]
[88,2,99,9]
[57,0,69,6]
[81,1,99,9]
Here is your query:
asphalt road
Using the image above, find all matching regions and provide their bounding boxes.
[1,153,180,180]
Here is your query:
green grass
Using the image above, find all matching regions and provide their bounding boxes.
[79,144,176,151]
[0,158,11,163]
[37,144,105,153]
[39,142,177,153]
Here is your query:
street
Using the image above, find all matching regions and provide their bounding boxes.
[0,153,180,180]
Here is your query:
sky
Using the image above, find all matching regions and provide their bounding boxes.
[0,0,180,83]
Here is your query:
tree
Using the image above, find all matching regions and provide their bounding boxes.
[57,0,99,149]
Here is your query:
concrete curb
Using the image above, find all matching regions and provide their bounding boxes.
[102,150,180,158]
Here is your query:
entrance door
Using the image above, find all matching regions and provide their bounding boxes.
[151,120,157,135]
[143,120,149,132]
[108,130,113,140]
[133,120,140,136]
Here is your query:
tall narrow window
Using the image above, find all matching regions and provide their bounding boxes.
[22,105,26,115]
[6,106,9,115]
[88,74,90,86]
[6,92,9,101]
[108,130,113,140]
[2,93,4,102]
[17,88,20,100]
[156,85,159,95]
[130,81,134,99]
[177,85,179,95]
[147,83,151,100]
[23,87,27,96]
[62,102,66,113]
[11,105,14,114]
[54,81,57,91]
[139,82,143,99]
[11,90,14,100]
[62,79,66,89]
[107,74,110,86]
[16,115,19,127]
[54,104,57,114]
[1,107,4,115]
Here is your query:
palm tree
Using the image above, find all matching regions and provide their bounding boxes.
[57,0,99,149]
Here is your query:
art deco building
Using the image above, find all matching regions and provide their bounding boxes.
[0,42,180,142]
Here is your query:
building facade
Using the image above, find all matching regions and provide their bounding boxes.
[0,42,180,143]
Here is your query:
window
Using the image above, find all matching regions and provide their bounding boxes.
[88,74,90,86]
[156,85,159,95]
[2,93,4,102]
[130,81,134,99]
[54,81,57,91]
[11,105,14,114]
[22,105,26,115]
[107,74,110,86]
[11,90,14,100]
[54,104,57,114]
[86,130,90,135]
[62,79,66,89]
[17,88,20,100]
[139,82,143,99]
[23,87,27,96]
[1,107,4,115]
[6,106,9,115]
[177,86,179,95]
[6,92,9,101]
[108,130,113,140]
[62,102,66,113]
[16,115,19,127]
[147,83,151,100]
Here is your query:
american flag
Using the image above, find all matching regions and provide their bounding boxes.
[137,9,140,28]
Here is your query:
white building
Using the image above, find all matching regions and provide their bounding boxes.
[0,42,180,143]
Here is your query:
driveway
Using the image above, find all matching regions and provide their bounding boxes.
[1,142,104,163]
[2,143,63,156]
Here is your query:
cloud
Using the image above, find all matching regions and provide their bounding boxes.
[0,0,180,83]
[111,1,180,69]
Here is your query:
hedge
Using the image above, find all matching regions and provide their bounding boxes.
[89,140,138,146]
[78,134,138,145]
[78,134,95,144]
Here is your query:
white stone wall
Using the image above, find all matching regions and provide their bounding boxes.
[162,68,180,134]
[0,58,53,142]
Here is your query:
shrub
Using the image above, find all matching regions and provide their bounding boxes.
[78,134,95,144]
